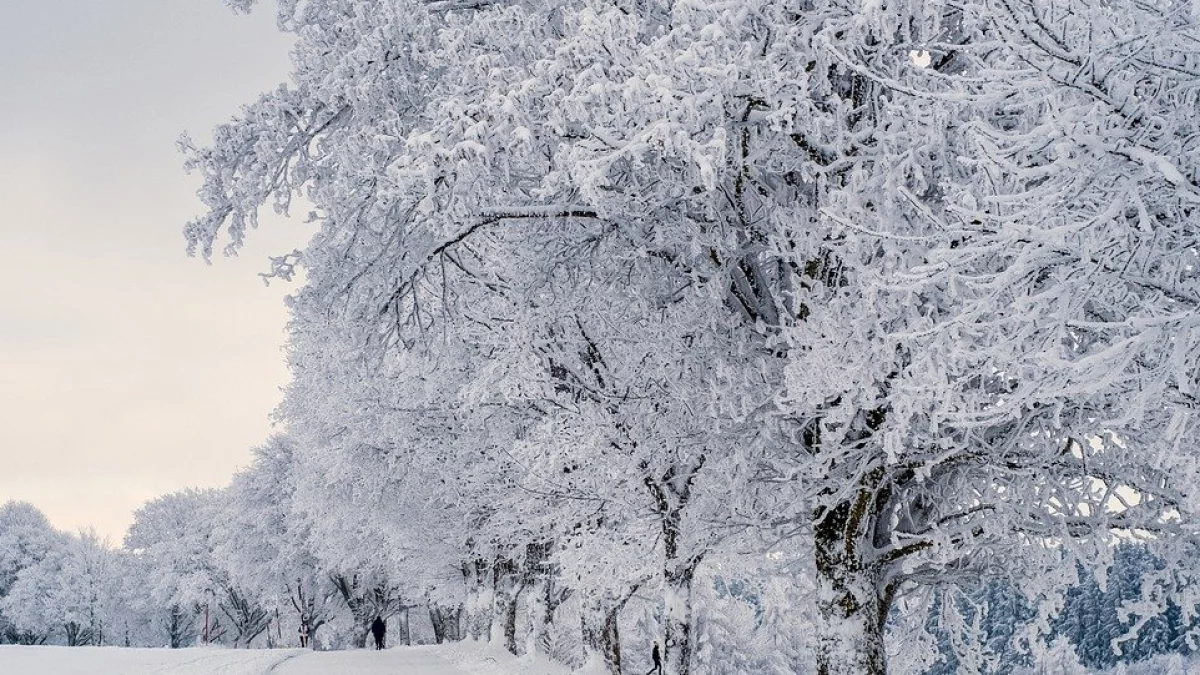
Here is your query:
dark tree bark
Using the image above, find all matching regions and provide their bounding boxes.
[812,493,888,675]
[581,583,641,675]
[290,580,328,649]
[644,456,706,675]
[492,557,524,654]
[218,585,271,648]
[166,604,195,648]
[521,540,573,657]
[448,604,464,641]
[581,596,624,675]
[63,621,93,647]
[428,602,465,643]
[330,574,400,649]
[429,604,447,644]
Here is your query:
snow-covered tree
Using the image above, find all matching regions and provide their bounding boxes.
[107,548,179,648]
[125,489,216,646]
[217,435,338,648]
[126,489,271,648]
[0,529,121,646]
[0,501,61,644]
[183,1,1200,673]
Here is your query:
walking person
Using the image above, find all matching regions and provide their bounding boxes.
[298,619,309,648]
[649,642,663,675]
[370,615,386,650]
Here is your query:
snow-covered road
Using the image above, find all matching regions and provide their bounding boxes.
[0,645,476,675]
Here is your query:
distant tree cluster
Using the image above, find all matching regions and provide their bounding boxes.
[0,492,417,651]
[15,0,1200,674]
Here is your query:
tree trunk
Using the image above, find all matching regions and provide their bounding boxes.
[290,579,328,650]
[219,586,271,648]
[527,574,573,658]
[397,606,411,646]
[813,565,886,675]
[166,604,191,648]
[435,603,464,642]
[339,589,372,649]
[463,560,493,641]
[352,611,372,649]
[663,563,697,675]
[644,457,706,675]
[330,574,394,649]
[523,577,548,655]
[581,596,623,675]
[813,499,888,675]
[522,541,564,657]
[64,622,84,647]
[429,604,447,644]
[491,557,523,654]
[429,602,464,644]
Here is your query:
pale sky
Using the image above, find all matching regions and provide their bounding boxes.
[0,2,305,543]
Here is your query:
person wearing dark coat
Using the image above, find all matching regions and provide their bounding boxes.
[370,616,386,650]
[650,642,663,675]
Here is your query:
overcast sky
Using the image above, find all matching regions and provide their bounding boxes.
[0,1,305,542]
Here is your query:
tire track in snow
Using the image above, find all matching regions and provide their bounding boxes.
[262,650,305,675]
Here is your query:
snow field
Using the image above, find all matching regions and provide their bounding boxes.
[4,639,1200,675]
[0,645,299,675]
[0,644,475,675]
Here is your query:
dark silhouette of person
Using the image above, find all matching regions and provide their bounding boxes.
[650,642,663,675]
[370,616,386,650]
[298,619,309,648]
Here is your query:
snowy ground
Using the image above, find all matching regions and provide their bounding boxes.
[0,643,539,675]
[0,641,583,675]
[3,643,1198,675]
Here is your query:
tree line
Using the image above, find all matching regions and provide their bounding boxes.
[1,498,1196,674]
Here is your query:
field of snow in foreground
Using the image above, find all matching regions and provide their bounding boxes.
[0,644,520,675]
[4,643,1200,675]
[0,642,581,675]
